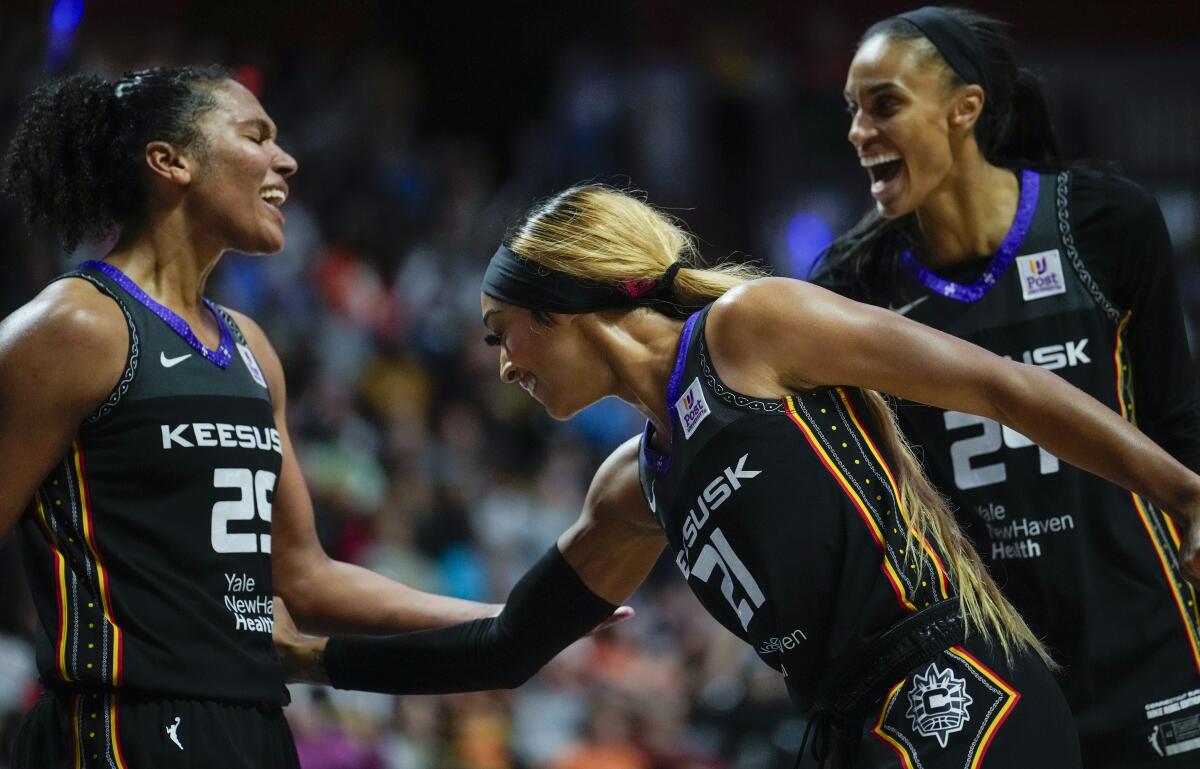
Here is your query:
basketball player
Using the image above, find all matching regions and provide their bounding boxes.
[276,185,1200,767]
[0,66,499,767]
[814,8,1200,766]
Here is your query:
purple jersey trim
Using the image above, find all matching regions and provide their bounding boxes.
[899,168,1039,303]
[642,309,702,474]
[80,260,234,368]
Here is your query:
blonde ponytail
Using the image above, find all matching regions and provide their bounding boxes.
[509,185,767,310]
[859,389,1055,668]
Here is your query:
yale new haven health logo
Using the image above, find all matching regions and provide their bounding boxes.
[1015,249,1066,301]
[675,377,711,439]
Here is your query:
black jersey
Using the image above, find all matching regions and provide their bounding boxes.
[634,307,1082,766]
[817,170,1200,766]
[18,263,284,705]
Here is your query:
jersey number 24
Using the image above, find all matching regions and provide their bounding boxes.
[945,411,1060,490]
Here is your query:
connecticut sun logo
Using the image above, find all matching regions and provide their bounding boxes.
[905,662,974,748]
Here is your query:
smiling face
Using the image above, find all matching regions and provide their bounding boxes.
[480,294,611,420]
[186,79,297,254]
[844,34,978,219]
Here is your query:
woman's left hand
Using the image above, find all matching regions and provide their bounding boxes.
[273,595,330,684]
[1179,512,1200,587]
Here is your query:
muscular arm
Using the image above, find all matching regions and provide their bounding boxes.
[706,278,1200,578]
[280,437,667,692]
[0,280,126,538]
[231,311,498,634]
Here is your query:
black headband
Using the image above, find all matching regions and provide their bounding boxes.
[896,7,991,102]
[482,245,682,314]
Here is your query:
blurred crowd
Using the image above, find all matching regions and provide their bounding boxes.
[1,3,1197,768]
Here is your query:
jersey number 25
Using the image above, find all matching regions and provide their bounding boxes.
[211,467,276,553]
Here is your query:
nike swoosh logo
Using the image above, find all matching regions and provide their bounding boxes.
[889,295,930,316]
[160,352,192,368]
[647,483,657,514]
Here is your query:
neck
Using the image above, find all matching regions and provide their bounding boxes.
[913,151,1020,269]
[101,206,224,314]
[589,308,687,441]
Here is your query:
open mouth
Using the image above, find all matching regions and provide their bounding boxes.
[861,153,903,197]
[259,187,287,226]
[260,187,287,208]
[870,160,902,185]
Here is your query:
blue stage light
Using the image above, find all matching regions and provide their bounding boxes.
[49,0,85,34]
[785,211,833,279]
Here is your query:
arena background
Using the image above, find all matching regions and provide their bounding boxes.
[0,1,1197,767]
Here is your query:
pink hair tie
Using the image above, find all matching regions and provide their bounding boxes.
[619,278,658,298]
[619,262,683,300]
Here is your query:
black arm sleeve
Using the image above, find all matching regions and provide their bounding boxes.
[323,545,618,694]
[1074,173,1200,475]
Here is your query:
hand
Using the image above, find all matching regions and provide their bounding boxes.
[591,605,635,634]
[273,595,330,684]
[1180,513,1200,588]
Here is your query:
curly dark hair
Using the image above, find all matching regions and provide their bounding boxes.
[2,64,232,252]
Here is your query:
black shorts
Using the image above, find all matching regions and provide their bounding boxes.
[11,688,300,769]
[849,639,1082,768]
[854,638,1080,763]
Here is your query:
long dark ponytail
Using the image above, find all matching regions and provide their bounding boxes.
[813,8,1060,304]
[2,64,231,252]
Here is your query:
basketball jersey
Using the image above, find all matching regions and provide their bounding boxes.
[831,170,1200,764]
[19,263,285,705]
[637,305,960,709]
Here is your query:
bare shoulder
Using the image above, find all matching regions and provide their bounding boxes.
[584,435,657,531]
[0,278,128,408]
[706,277,837,394]
[708,277,830,339]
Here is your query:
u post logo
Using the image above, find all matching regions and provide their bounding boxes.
[675,377,711,439]
[1015,249,1066,301]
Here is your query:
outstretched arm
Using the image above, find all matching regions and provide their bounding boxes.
[278,436,666,692]
[232,311,502,634]
[706,278,1200,580]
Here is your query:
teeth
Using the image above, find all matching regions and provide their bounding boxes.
[260,188,286,205]
[860,153,901,168]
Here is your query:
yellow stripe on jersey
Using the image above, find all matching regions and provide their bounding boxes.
[784,395,917,611]
[1112,313,1200,675]
[71,694,82,769]
[33,493,73,683]
[946,645,1020,769]
[836,388,951,600]
[1131,493,1200,673]
[109,694,131,769]
[72,441,123,685]
[871,679,917,769]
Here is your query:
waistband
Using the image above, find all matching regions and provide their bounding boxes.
[40,680,287,713]
[797,598,972,768]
